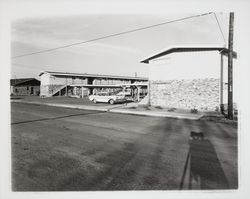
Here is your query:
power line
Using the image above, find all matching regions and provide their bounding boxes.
[213,12,227,46]
[11,72,36,77]
[12,12,213,59]
[11,62,41,68]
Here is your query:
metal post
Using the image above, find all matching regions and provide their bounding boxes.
[122,86,126,95]
[65,86,67,96]
[137,86,140,102]
[148,81,150,106]
[228,12,234,120]
[81,87,84,98]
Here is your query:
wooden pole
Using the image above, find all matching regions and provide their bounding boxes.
[228,12,234,120]
[220,53,224,113]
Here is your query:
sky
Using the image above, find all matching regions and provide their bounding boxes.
[11,12,229,79]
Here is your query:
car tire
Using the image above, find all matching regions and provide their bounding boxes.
[109,99,114,105]
[93,99,97,103]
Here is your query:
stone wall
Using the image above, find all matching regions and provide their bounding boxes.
[149,78,220,111]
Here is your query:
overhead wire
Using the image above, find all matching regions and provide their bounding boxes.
[12,62,41,68]
[213,12,227,46]
[11,12,213,59]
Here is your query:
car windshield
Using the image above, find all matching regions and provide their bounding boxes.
[96,91,125,96]
[97,92,111,96]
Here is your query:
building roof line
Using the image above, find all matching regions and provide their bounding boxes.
[10,78,40,86]
[39,71,148,80]
[140,45,237,64]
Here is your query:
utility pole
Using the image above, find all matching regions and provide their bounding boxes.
[228,12,234,120]
[220,54,224,114]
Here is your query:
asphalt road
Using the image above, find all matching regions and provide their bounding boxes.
[11,102,238,191]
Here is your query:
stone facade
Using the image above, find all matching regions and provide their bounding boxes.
[149,78,220,111]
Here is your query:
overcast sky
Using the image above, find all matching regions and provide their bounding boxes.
[11,12,229,79]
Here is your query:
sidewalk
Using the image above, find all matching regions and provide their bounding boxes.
[111,102,203,120]
[11,97,203,120]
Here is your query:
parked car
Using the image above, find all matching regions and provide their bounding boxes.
[88,92,127,104]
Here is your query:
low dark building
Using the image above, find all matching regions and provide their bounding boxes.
[10,78,40,96]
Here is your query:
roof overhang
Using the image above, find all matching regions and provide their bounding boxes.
[140,46,237,64]
[69,83,148,88]
[69,84,121,88]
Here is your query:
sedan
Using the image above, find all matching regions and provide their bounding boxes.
[89,92,126,104]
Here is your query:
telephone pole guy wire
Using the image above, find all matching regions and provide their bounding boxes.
[213,12,227,46]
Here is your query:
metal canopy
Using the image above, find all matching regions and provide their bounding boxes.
[140,47,237,64]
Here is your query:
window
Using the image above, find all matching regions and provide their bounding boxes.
[27,86,29,90]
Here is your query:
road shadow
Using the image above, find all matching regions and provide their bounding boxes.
[180,131,229,190]
[11,111,105,125]
[11,97,23,100]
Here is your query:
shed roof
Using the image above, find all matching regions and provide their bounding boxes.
[140,46,237,64]
[39,71,148,81]
[10,78,40,86]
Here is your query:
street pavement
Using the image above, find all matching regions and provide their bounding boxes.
[11,102,238,191]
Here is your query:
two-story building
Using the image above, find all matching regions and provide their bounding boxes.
[39,71,148,99]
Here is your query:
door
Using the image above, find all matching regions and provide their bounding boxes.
[30,87,34,95]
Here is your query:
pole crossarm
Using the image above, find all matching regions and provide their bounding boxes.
[220,48,237,59]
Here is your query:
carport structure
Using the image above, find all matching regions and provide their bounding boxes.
[141,46,237,112]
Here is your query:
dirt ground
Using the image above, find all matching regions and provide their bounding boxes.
[11,102,238,191]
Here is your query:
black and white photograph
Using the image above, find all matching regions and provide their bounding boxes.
[1,0,250,199]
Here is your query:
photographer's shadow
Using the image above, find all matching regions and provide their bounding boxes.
[181,131,229,190]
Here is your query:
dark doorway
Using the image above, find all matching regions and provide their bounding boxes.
[30,87,34,95]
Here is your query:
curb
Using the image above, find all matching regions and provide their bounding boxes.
[109,109,202,120]
[11,100,109,112]
[11,100,202,120]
